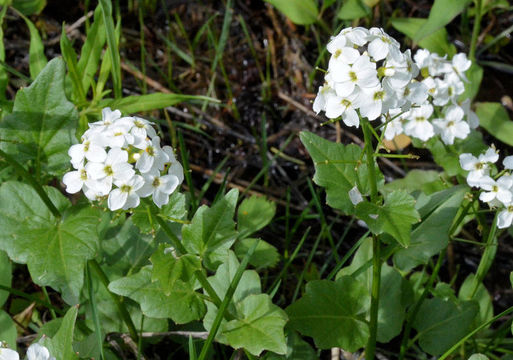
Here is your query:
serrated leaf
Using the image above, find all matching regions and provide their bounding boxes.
[265,0,318,25]
[300,131,383,213]
[234,238,279,269]
[391,18,456,56]
[394,186,467,270]
[151,243,201,295]
[0,250,12,307]
[356,190,419,247]
[413,298,478,355]
[413,0,472,42]
[0,181,100,304]
[42,306,79,360]
[475,102,513,146]
[0,310,16,350]
[238,196,276,238]
[108,266,206,323]
[0,58,78,176]
[223,294,288,356]
[286,276,370,351]
[182,189,238,269]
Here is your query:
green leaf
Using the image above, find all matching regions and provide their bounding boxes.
[99,93,218,114]
[0,310,16,349]
[222,294,288,356]
[460,63,483,102]
[0,250,12,307]
[413,0,472,42]
[286,276,370,351]
[390,17,456,56]
[356,190,420,247]
[300,131,383,213]
[234,238,279,269]
[0,181,101,304]
[182,189,239,269]
[42,306,79,360]
[77,5,106,95]
[60,27,86,102]
[238,196,276,238]
[0,6,8,101]
[468,355,489,360]
[12,0,46,15]
[475,102,513,146]
[382,170,448,195]
[20,14,47,79]
[150,243,201,295]
[262,330,317,360]
[394,186,467,271]
[337,0,371,20]
[98,0,121,98]
[459,274,493,327]
[108,266,206,323]
[131,192,186,234]
[0,58,78,176]
[264,0,318,25]
[413,298,478,355]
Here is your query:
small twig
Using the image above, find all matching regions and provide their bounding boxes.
[120,334,146,360]
[120,61,172,94]
[45,10,94,45]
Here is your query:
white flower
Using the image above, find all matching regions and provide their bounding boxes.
[348,186,363,205]
[451,53,472,81]
[90,107,122,128]
[432,105,470,145]
[131,116,157,146]
[0,347,19,360]
[327,35,361,65]
[460,148,499,187]
[63,163,91,194]
[324,91,359,127]
[68,140,107,168]
[403,104,435,141]
[26,343,55,360]
[504,156,513,169]
[355,85,388,121]
[329,54,379,97]
[460,99,480,129]
[312,84,334,114]
[163,146,184,184]
[479,176,513,206]
[382,108,407,140]
[367,27,401,61]
[498,204,513,229]
[139,170,180,208]
[108,175,145,211]
[135,137,169,173]
[86,147,134,188]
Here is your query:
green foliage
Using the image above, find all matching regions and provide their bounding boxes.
[264,0,318,25]
[237,195,276,238]
[0,310,16,349]
[468,355,490,360]
[475,102,513,146]
[461,64,483,101]
[41,306,79,360]
[20,13,47,79]
[131,192,187,233]
[412,297,479,355]
[0,58,78,176]
[108,266,206,323]
[394,186,467,271]
[263,331,317,360]
[234,238,279,269]
[300,131,383,213]
[286,276,370,351]
[459,274,493,327]
[337,0,371,20]
[382,170,448,195]
[11,0,46,15]
[182,189,239,269]
[413,0,473,42]
[0,181,101,304]
[391,18,456,56]
[356,190,420,247]
[0,250,11,307]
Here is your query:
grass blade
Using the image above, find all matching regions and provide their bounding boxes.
[98,0,122,98]
[60,26,86,102]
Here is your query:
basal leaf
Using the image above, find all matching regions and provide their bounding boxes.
[223,294,288,356]
[475,102,513,146]
[413,297,478,355]
[459,274,493,327]
[108,266,206,323]
[0,181,100,304]
[42,306,79,360]
[300,131,383,213]
[391,18,456,56]
[394,186,467,271]
[286,276,370,351]
[182,189,238,269]
[0,58,78,176]
[382,170,448,195]
[262,330,317,360]
[234,238,279,269]
[413,0,472,42]
[264,0,318,25]
[238,196,276,238]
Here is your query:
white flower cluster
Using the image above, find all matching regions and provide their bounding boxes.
[382,50,479,145]
[63,108,184,210]
[459,148,513,229]
[313,27,425,127]
[0,342,54,360]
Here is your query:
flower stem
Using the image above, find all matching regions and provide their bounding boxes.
[0,148,61,219]
[469,0,483,60]
[361,117,381,360]
[88,259,139,343]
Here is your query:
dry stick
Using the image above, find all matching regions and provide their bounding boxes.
[120,61,172,94]
[45,10,95,45]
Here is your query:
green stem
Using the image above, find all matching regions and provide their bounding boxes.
[398,250,446,360]
[469,0,483,60]
[361,117,380,360]
[86,262,105,360]
[88,259,139,343]
[0,284,64,315]
[0,148,61,219]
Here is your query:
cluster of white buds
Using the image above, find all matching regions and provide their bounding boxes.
[63,108,184,210]
[382,50,479,144]
[313,27,426,127]
[0,342,54,360]
[459,148,513,229]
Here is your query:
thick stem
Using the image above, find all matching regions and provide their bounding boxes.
[469,0,483,60]
[361,118,380,360]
